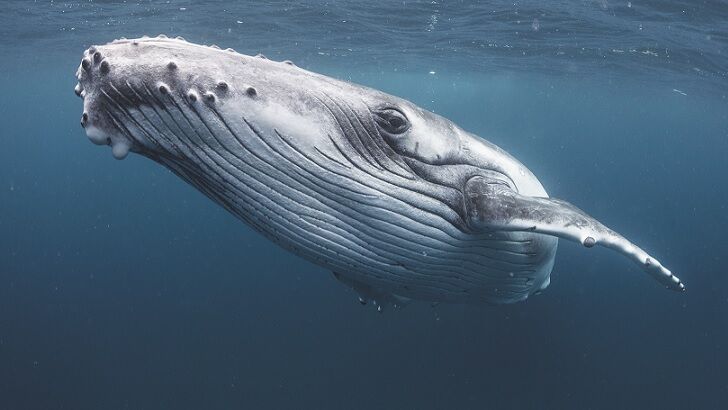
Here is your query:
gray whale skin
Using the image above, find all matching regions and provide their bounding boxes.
[74,35,683,308]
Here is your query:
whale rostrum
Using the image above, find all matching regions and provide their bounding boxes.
[75,35,683,307]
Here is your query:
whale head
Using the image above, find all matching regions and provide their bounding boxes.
[74,35,544,195]
[75,35,331,161]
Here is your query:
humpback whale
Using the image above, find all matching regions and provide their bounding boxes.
[74,36,683,307]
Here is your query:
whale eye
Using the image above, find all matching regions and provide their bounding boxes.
[373,107,410,134]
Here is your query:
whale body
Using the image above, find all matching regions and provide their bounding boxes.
[74,36,683,307]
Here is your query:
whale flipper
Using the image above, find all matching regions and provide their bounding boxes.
[333,272,411,311]
[464,176,684,291]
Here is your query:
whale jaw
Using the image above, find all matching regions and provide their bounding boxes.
[74,36,273,162]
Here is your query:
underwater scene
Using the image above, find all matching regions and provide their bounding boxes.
[1,1,727,409]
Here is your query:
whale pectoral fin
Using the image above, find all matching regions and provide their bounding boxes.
[464,176,684,291]
[332,272,411,311]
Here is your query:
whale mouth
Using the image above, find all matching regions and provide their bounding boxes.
[73,36,230,161]
[74,35,268,163]
[74,44,137,160]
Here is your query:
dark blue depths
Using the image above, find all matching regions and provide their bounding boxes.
[1,1,727,409]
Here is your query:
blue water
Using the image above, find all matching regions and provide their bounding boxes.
[1,1,727,409]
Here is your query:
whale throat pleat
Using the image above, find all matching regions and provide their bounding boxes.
[101,79,549,302]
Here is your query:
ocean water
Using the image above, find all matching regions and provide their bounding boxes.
[1,1,727,409]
